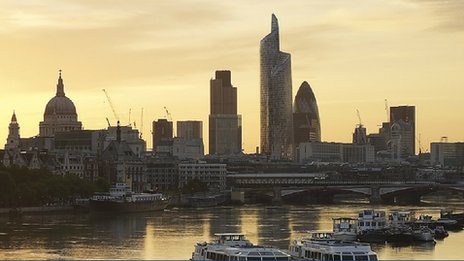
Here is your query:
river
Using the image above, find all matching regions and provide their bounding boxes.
[0,199,463,260]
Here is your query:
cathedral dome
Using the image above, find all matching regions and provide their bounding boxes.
[43,71,77,116]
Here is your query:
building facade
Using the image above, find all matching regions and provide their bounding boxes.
[390,106,415,155]
[297,142,375,164]
[5,112,20,151]
[152,119,173,152]
[390,119,414,161]
[293,81,321,148]
[431,142,464,168]
[145,161,179,191]
[177,121,203,141]
[39,71,82,138]
[178,163,227,190]
[209,70,242,155]
[260,14,293,159]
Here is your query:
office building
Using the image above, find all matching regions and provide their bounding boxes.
[152,119,173,151]
[293,81,321,148]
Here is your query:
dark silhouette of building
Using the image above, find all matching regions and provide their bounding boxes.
[152,119,173,151]
[177,120,203,140]
[209,70,242,155]
[390,106,415,155]
[260,14,293,159]
[293,81,321,148]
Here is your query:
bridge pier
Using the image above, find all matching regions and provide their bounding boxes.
[370,186,382,204]
[272,187,283,205]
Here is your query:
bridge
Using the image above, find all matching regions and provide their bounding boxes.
[227,173,464,204]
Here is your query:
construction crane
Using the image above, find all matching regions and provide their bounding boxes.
[164,106,172,121]
[106,117,111,127]
[102,89,119,122]
[128,108,132,126]
[384,99,389,122]
[356,109,363,127]
[140,108,144,139]
[417,133,426,154]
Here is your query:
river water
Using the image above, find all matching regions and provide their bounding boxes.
[1,199,463,260]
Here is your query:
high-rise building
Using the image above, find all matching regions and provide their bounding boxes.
[5,111,20,151]
[390,106,415,155]
[39,71,82,137]
[293,81,321,148]
[390,119,414,160]
[152,119,173,151]
[260,14,293,159]
[177,121,203,140]
[209,70,242,155]
[431,142,464,168]
[353,125,367,145]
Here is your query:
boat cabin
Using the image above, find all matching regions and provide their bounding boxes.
[357,210,386,232]
[333,218,357,233]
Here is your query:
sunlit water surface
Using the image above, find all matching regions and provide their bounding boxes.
[1,199,463,260]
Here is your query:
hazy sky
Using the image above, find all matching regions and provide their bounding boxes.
[0,0,463,153]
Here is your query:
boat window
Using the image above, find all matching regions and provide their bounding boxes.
[275,257,288,261]
[247,257,261,261]
[365,222,370,226]
[355,255,368,261]
[262,258,276,261]
[239,257,247,261]
[369,255,378,261]
[323,254,329,260]
[334,254,341,261]
[305,251,309,258]
[317,252,322,260]
[342,255,354,261]
[371,222,376,226]
[359,222,364,226]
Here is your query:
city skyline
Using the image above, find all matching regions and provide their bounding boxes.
[1,1,464,153]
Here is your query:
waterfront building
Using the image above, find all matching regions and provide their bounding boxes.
[390,106,415,155]
[209,70,242,155]
[39,71,82,138]
[145,161,179,191]
[293,81,321,149]
[4,111,20,151]
[390,119,414,161]
[430,142,464,168]
[297,142,375,164]
[260,14,293,159]
[178,163,227,190]
[177,120,203,141]
[152,119,173,152]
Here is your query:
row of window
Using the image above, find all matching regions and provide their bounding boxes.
[303,250,377,261]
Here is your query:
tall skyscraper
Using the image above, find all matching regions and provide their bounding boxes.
[260,14,293,159]
[390,106,415,155]
[39,71,82,137]
[293,81,321,148]
[177,121,203,141]
[209,70,242,155]
[5,111,20,151]
[152,119,173,151]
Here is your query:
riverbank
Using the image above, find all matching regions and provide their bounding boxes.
[0,205,73,215]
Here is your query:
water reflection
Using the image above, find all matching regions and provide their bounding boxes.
[0,203,463,260]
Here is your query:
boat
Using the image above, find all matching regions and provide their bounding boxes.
[434,226,449,239]
[412,226,435,242]
[191,233,290,261]
[440,209,464,224]
[89,183,169,213]
[289,232,378,261]
[357,210,388,243]
[385,226,413,243]
[388,210,416,227]
[436,218,461,230]
[332,217,357,242]
[414,214,436,228]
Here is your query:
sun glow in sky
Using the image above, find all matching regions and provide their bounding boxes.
[0,0,463,153]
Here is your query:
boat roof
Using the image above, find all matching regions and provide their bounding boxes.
[215,233,246,236]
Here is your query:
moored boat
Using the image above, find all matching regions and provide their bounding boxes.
[434,226,449,239]
[289,232,378,261]
[332,217,357,242]
[357,210,387,243]
[89,183,169,213]
[412,226,435,242]
[191,233,290,261]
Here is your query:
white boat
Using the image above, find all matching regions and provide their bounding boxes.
[191,233,290,261]
[289,232,378,261]
[388,210,416,227]
[412,226,435,242]
[332,218,357,242]
[357,210,387,232]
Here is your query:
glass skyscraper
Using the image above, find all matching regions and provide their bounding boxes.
[260,14,293,159]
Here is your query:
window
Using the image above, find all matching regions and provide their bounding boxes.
[342,255,354,261]
[359,222,364,226]
[355,255,368,261]
[334,255,341,261]
[369,255,378,261]
[247,257,261,261]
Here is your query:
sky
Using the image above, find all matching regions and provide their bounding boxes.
[0,0,463,153]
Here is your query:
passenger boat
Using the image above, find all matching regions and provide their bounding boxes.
[289,232,378,261]
[436,218,461,230]
[357,210,387,243]
[411,226,435,242]
[191,233,290,261]
[414,214,436,228]
[440,209,464,224]
[332,218,357,242]
[89,183,169,213]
